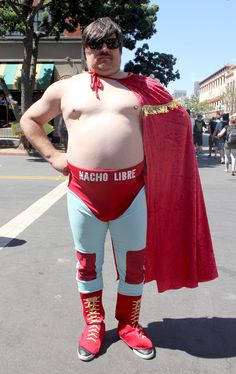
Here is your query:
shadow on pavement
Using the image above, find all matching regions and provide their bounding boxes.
[197,152,223,169]
[0,237,26,248]
[88,317,236,359]
[147,317,236,358]
[27,157,47,163]
[87,317,236,359]
[98,328,119,357]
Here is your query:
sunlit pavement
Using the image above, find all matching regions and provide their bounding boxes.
[0,139,235,374]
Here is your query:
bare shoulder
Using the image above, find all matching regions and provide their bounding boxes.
[42,78,71,99]
[42,73,81,93]
[38,76,78,104]
[62,73,92,101]
[69,73,90,89]
[70,72,89,82]
[48,73,89,97]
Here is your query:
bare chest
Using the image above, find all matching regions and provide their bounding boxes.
[61,78,140,121]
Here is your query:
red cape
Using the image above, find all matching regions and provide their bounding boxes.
[89,71,218,292]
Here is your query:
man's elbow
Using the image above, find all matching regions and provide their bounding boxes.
[20,112,32,134]
[20,112,28,130]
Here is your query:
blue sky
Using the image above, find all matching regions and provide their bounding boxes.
[122,0,236,96]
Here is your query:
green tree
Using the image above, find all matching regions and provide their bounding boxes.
[184,95,210,118]
[124,43,180,86]
[0,0,159,113]
[222,86,236,114]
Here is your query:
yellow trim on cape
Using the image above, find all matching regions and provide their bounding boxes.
[142,99,181,116]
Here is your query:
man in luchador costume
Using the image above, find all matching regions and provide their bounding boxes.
[20,17,218,362]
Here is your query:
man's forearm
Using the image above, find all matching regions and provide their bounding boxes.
[20,120,59,162]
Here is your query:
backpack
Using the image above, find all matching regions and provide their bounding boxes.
[194,119,204,133]
[226,126,236,146]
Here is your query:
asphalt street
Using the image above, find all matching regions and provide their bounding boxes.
[0,138,236,374]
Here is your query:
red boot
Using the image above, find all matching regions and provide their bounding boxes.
[115,293,155,359]
[78,290,105,361]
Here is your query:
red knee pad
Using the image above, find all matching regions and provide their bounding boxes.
[76,251,96,281]
[125,249,145,284]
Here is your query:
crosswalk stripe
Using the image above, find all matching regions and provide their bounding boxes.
[0,180,68,250]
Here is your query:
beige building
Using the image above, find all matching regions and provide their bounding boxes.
[199,64,236,114]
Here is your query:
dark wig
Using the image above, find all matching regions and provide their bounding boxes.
[82,17,123,52]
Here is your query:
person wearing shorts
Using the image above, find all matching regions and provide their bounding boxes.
[213,118,225,163]
[216,116,236,175]
[193,114,206,154]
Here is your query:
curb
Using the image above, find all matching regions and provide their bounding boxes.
[0,148,28,156]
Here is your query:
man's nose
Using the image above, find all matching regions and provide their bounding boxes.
[101,42,108,50]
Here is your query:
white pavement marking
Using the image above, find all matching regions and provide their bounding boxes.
[0,180,67,250]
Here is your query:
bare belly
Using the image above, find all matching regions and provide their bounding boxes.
[66,115,144,169]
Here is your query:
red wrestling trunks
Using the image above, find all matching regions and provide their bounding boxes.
[67,160,145,222]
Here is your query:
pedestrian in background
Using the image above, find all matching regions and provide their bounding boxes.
[217,115,236,175]
[186,109,195,146]
[213,116,225,164]
[193,114,206,154]
[208,117,216,157]
[186,109,195,133]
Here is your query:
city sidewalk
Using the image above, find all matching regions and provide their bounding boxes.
[0,141,64,156]
[0,147,28,156]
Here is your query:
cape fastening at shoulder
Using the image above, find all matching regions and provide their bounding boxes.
[88,72,218,293]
